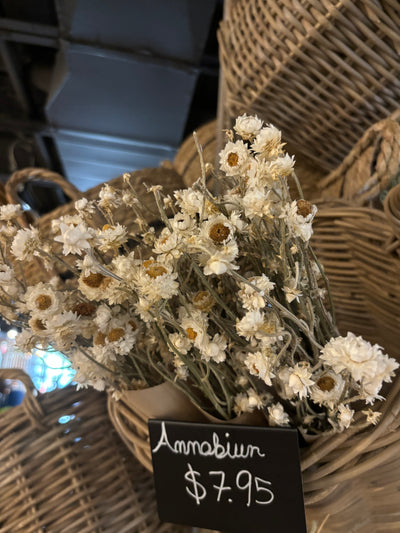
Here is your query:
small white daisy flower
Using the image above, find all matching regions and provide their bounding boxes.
[219,140,250,176]
[268,403,290,427]
[234,113,263,140]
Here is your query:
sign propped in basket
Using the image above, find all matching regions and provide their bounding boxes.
[149,420,306,533]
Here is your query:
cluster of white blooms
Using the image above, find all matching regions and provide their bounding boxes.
[0,114,397,435]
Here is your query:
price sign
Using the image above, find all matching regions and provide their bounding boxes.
[148,420,307,533]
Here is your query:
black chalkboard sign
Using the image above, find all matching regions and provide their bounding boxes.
[148,419,307,533]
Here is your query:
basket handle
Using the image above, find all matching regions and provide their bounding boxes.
[383,183,400,241]
[5,167,82,207]
[0,368,45,427]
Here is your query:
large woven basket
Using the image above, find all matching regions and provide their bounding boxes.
[108,366,400,532]
[218,0,400,170]
[0,369,187,533]
[311,193,400,359]
[4,166,183,285]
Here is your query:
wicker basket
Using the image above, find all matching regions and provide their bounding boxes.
[108,369,400,532]
[173,120,218,187]
[0,368,188,533]
[311,184,400,359]
[318,110,400,205]
[218,0,400,170]
[4,166,183,285]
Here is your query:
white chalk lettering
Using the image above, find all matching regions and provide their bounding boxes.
[152,422,266,459]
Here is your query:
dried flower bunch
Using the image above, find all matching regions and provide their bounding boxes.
[1,115,398,435]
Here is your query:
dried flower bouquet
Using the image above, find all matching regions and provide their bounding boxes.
[1,115,397,438]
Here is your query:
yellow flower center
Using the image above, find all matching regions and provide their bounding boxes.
[94,332,106,346]
[35,295,52,310]
[102,224,112,231]
[296,199,313,217]
[146,265,167,278]
[82,272,106,288]
[193,291,214,312]
[73,302,96,317]
[209,223,230,243]
[317,375,336,392]
[227,152,239,167]
[33,318,46,331]
[107,328,125,342]
[186,327,197,341]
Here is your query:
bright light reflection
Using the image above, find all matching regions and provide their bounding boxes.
[6,329,18,340]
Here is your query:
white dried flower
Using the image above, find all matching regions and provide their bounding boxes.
[0,204,22,221]
[251,124,283,158]
[75,198,96,213]
[200,214,234,245]
[283,200,317,242]
[219,140,250,176]
[76,253,101,277]
[288,362,314,399]
[268,403,290,427]
[234,113,263,140]
[46,310,80,350]
[11,227,40,261]
[173,355,189,380]
[174,188,204,216]
[362,409,381,426]
[242,187,274,219]
[245,351,275,386]
[96,223,128,252]
[320,332,398,387]
[337,404,354,431]
[15,329,37,352]
[238,275,275,311]
[54,222,94,255]
[234,388,264,415]
[25,282,63,318]
[98,184,121,209]
[267,153,295,178]
[201,333,227,363]
[203,241,239,276]
[169,332,192,355]
[310,370,345,409]
[236,310,266,341]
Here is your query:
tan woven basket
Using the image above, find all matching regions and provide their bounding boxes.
[0,369,188,533]
[318,110,400,205]
[108,369,400,532]
[4,166,183,285]
[311,185,400,359]
[173,120,218,187]
[218,0,400,170]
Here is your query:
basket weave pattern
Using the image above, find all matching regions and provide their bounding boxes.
[311,198,400,359]
[218,0,400,169]
[0,369,187,533]
[318,111,400,204]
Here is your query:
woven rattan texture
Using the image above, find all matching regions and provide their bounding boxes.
[312,199,400,359]
[174,120,218,187]
[0,369,186,533]
[318,110,400,205]
[218,0,400,170]
[108,370,400,532]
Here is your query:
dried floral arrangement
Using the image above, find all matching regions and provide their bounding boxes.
[1,115,398,437]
